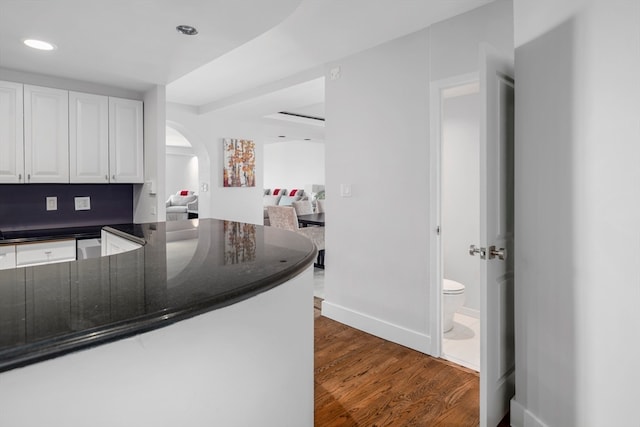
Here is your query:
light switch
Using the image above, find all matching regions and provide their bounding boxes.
[146,180,156,195]
[46,197,57,211]
[340,184,352,198]
[330,66,341,81]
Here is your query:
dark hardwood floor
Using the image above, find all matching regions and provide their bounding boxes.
[314,298,488,426]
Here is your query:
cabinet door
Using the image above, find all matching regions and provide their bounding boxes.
[0,81,24,183]
[16,239,76,268]
[0,245,16,270]
[69,91,109,183]
[24,85,69,183]
[109,97,143,183]
[100,230,144,319]
[25,263,71,341]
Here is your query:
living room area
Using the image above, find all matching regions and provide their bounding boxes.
[165,125,200,221]
[263,137,326,298]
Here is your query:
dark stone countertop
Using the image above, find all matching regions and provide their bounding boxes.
[0,219,316,372]
[0,225,104,244]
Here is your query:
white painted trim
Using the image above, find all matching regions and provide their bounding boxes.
[321,301,432,354]
[428,71,480,358]
[510,399,549,427]
[459,306,480,319]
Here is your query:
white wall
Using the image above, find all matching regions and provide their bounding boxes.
[264,140,325,191]
[322,0,513,355]
[442,91,480,314]
[323,28,432,352]
[165,148,199,197]
[512,0,640,426]
[167,104,266,224]
[134,85,166,223]
[429,0,514,81]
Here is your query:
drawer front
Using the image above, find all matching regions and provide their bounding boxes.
[0,245,16,270]
[16,239,76,267]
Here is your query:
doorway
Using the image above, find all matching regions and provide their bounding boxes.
[430,46,516,427]
[166,126,199,197]
[440,81,481,371]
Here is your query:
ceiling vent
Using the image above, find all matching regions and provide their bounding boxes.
[264,111,325,127]
[278,111,324,122]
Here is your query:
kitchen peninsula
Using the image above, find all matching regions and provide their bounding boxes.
[0,219,316,427]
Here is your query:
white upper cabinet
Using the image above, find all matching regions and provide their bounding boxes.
[69,91,109,183]
[1,83,143,185]
[0,81,24,183]
[24,85,69,183]
[109,97,144,183]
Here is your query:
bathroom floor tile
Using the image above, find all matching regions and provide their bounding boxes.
[443,313,480,371]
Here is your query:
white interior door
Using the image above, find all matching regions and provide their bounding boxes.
[479,44,515,427]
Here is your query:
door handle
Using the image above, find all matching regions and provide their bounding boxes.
[469,244,486,259]
[488,246,507,261]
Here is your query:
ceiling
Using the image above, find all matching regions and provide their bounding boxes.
[0,0,300,93]
[0,0,495,133]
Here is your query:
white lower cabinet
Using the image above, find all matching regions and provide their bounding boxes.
[0,245,17,270]
[16,239,76,268]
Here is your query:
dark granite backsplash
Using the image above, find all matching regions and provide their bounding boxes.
[0,184,133,232]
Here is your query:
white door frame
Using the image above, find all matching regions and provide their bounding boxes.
[428,72,480,358]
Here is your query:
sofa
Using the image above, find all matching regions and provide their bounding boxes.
[263,188,306,225]
[166,190,198,221]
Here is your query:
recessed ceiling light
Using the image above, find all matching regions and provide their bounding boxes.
[24,39,56,51]
[176,25,198,36]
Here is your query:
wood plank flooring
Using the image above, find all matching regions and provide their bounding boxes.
[314,298,482,426]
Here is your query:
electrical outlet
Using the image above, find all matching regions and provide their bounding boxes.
[46,197,57,211]
[74,197,91,211]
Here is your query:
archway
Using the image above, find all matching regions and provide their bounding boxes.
[165,121,212,219]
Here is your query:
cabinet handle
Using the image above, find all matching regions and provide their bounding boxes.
[44,251,52,255]
[112,175,116,181]
[18,174,22,181]
[27,174,31,182]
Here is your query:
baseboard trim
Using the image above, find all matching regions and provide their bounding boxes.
[321,300,432,354]
[510,398,549,427]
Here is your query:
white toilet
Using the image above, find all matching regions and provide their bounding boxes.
[443,279,466,333]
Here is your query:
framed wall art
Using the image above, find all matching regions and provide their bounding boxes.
[223,138,255,187]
